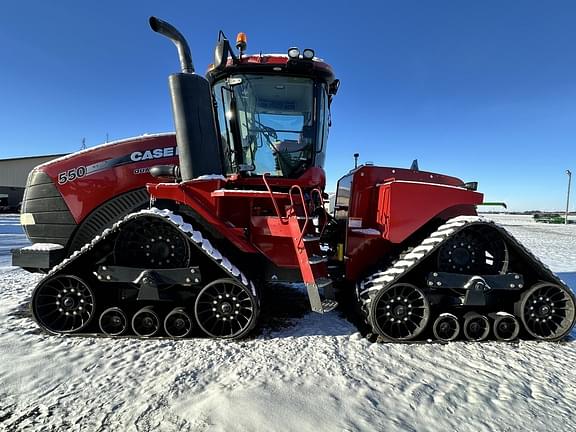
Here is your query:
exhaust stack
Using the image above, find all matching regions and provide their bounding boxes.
[149,17,222,181]
[149,17,194,74]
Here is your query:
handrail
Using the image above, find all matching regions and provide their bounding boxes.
[289,184,309,248]
[262,173,283,219]
[310,188,329,238]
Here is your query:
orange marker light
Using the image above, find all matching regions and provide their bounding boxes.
[236,32,247,51]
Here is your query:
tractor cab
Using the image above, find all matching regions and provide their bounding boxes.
[206,37,339,180]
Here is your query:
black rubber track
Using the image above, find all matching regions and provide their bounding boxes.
[359,216,576,342]
[30,208,259,340]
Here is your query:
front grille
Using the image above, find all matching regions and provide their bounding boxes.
[21,170,76,245]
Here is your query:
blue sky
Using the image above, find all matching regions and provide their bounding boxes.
[1,1,575,211]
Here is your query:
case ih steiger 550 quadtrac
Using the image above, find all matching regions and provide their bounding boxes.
[13,17,575,342]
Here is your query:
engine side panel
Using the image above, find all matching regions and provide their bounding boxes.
[377,180,483,243]
[38,133,178,223]
[339,165,483,280]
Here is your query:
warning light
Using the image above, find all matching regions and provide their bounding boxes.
[236,32,247,52]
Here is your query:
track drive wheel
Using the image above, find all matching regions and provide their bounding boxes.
[369,283,430,341]
[114,216,190,268]
[32,274,96,334]
[194,278,259,339]
[437,225,508,275]
[517,282,576,340]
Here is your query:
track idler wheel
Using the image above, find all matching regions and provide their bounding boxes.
[132,306,161,337]
[432,313,460,341]
[32,274,96,334]
[517,282,576,340]
[99,307,128,336]
[463,312,490,341]
[490,312,520,341]
[369,283,430,341]
[194,278,259,339]
[164,307,193,338]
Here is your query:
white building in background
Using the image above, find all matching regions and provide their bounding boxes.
[0,154,66,211]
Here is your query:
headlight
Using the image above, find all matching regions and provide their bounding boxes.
[302,48,315,59]
[287,47,300,59]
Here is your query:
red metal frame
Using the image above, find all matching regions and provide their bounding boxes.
[148,167,327,269]
[148,163,483,285]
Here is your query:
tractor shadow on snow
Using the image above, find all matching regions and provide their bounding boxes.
[257,282,361,338]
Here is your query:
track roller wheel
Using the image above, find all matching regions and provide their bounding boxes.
[437,225,508,275]
[369,283,430,341]
[164,307,193,338]
[517,282,576,340]
[490,312,520,341]
[114,216,190,268]
[99,307,128,336]
[194,278,259,339]
[132,306,161,337]
[432,313,460,341]
[32,274,96,334]
[463,312,490,341]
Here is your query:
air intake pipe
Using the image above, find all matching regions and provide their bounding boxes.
[149,17,222,181]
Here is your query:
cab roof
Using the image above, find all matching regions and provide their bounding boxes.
[206,54,336,85]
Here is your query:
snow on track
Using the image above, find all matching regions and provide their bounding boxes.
[1,214,576,431]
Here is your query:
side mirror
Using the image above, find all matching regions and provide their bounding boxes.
[329,79,340,96]
[214,39,233,71]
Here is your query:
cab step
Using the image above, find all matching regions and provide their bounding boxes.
[309,255,328,265]
[321,299,338,313]
[305,279,337,313]
[315,276,332,289]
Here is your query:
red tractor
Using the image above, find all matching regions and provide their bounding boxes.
[15,17,575,342]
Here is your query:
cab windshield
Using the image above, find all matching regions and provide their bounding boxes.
[214,74,326,177]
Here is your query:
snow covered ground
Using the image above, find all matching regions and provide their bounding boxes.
[0,214,29,268]
[1,213,575,431]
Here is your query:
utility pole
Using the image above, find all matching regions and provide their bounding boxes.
[566,170,572,225]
